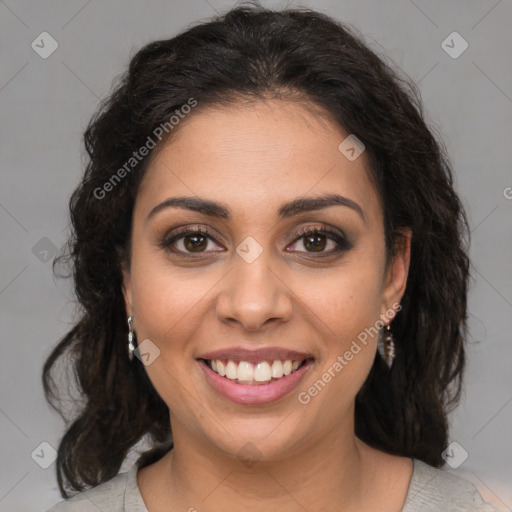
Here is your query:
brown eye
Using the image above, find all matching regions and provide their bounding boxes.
[288,226,353,256]
[303,232,328,252]
[182,233,208,252]
[160,227,224,254]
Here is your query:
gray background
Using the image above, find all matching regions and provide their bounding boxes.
[1,0,511,510]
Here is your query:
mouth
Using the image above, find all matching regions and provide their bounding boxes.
[198,357,312,385]
[196,350,315,405]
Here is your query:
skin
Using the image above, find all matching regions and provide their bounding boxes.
[122,98,413,512]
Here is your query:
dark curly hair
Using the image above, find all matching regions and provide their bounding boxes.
[43,3,470,499]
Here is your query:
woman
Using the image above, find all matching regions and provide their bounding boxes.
[44,4,499,511]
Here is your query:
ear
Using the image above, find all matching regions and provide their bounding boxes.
[380,228,412,318]
[121,260,133,318]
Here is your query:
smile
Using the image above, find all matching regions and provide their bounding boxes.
[204,358,308,384]
[197,357,314,405]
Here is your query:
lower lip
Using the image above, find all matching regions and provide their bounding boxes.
[197,359,314,405]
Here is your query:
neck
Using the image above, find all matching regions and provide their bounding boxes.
[142,409,380,512]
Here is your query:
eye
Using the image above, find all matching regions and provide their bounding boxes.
[160,226,224,254]
[160,224,352,257]
[287,226,352,256]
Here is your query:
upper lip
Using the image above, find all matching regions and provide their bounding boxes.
[197,346,314,363]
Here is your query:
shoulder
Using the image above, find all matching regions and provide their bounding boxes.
[403,458,501,512]
[45,464,143,512]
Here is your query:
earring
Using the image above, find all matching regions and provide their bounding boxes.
[127,316,136,361]
[378,323,396,369]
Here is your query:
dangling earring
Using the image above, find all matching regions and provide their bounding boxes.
[378,323,396,369]
[127,316,136,361]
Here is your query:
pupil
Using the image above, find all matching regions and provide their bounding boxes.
[185,234,207,251]
[305,234,325,252]
[183,233,327,253]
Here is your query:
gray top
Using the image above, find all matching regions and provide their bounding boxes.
[46,458,501,511]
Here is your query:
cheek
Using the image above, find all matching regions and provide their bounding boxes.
[128,256,206,409]
[297,271,383,411]
[313,259,385,339]
[129,252,206,341]
[306,262,384,401]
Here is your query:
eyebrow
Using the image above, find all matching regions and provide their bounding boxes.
[146,193,366,225]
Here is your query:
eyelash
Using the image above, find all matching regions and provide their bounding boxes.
[160,225,352,258]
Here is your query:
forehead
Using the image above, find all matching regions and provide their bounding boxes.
[135,99,382,226]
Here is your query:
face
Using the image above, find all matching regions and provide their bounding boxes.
[122,99,411,462]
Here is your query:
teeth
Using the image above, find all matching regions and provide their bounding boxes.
[254,361,272,382]
[237,361,253,382]
[225,360,238,380]
[271,360,284,378]
[207,358,306,384]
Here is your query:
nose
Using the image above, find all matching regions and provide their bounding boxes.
[215,250,293,332]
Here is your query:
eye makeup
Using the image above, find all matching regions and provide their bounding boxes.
[157,222,354,259]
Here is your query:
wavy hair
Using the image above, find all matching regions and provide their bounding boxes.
[43,3,470,498]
